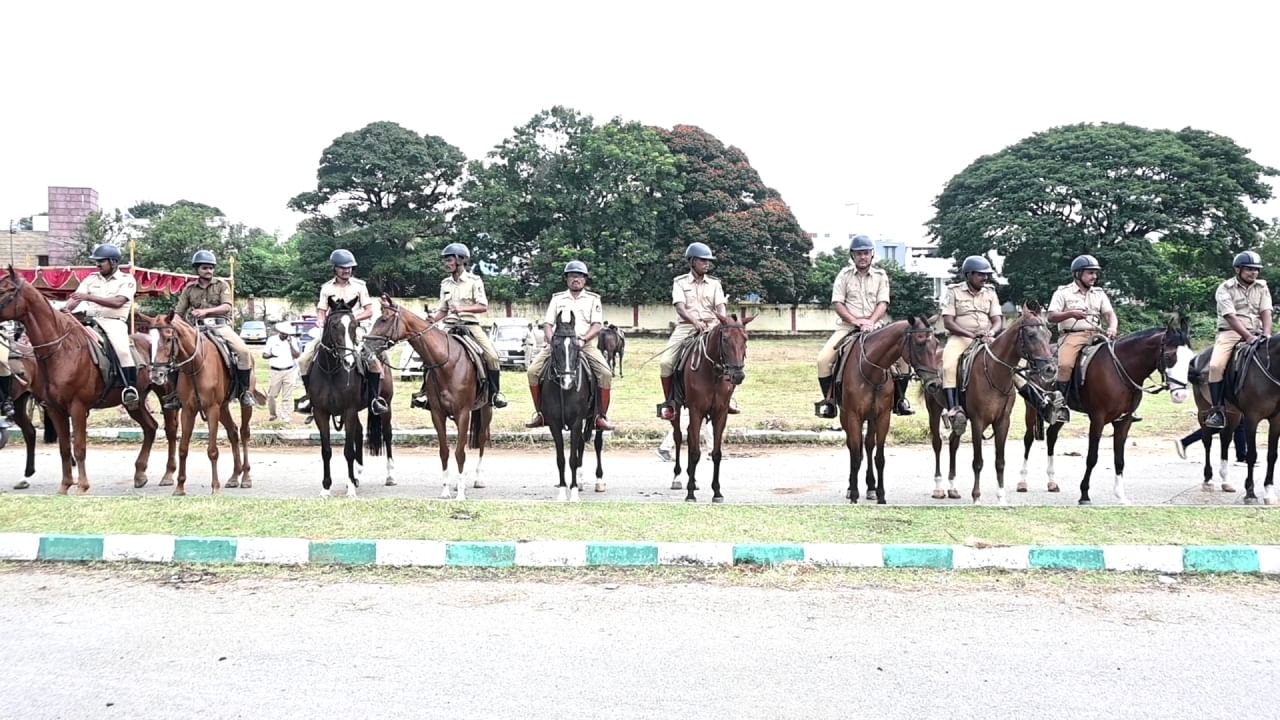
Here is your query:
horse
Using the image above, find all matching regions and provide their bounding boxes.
[1018,318,1192,505]
[597,324,625,378]
[542,310,605,501]
[0,267,173,494]
[307,297,394,497]
[834,317,942,504]
[1195,334,1280,504]
[924,306,1057,504]
[668,312,755,503]
[5,353,52,489]
[148,313,269,495]
[369,294,491,500]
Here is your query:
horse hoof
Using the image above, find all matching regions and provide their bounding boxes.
[1244,496,1258,505]
[557,488,567,502]
[385,478,397,487]
[931,490,945,500]
[711,496,724,504]
[346,486,357,498]
[225,478,240,489]
[671,481,683,491]
[1047,482,1060,493]
[320,489,331,498]
[876,498,886,505]
[1264,497,1276,506]
[1016,482,1028,493]
[947,489,961,500]
[439,487,452,499]
[159,475,174,487]
[1078,499,1092,506]
[133,475,148,489]
[685,496,696,503]
[240,478,252,489]
[12,481,29,490]
[1221,484,1237,493]
[1201,483,1215,492]
[472,479,485,489]
[594,483,606,493]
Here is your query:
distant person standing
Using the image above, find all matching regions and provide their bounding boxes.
[263,321,301,422]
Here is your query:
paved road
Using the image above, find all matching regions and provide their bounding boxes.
[0,568,1275,719]
[0,435,1262,505]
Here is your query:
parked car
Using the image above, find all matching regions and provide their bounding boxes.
[291,318,318,350]
[491,317,536,369]
[238,320,268,344]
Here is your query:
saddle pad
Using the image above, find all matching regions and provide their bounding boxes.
[1074,338,1107,388]
[447,328,490,411]
[828,331,864,407]
[76,323,144,388]
[670,332,705,409]
[957,339,984,395]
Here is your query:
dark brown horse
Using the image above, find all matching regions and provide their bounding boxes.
[925,306,1056,504]
[0,268,169,494]
[369,294,491,500]
[596,324,625,378]
[1019,318,1192,505]
[1195,334,1280,504]
[668,312,755,503]
[543,311,605,501]
[835,317,942,504]
[149,313,267,495]
[4,353,43,487]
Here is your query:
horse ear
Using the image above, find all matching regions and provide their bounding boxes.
[165,310,175,322]
[381,293,395,309]
[742,314,756,326]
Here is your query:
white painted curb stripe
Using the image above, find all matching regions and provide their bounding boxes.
[1254,546,1280,575]
[804,543,885,567]
[0,533,40,561]
[235,537,309,564]
[952,545,1032,570]
[103,535,175,563]
[1103,545,1184,573]
[515,541,587,567]
[657,542,734,566]
[375,539,447,567]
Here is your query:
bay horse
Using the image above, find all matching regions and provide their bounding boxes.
[596,324,625,378]
[668,312,755,503]
[307,297,394,497]
[149,313,267,495]
[0,267,169,494]
[835,317,942,504]
[924,306,1056,504]
[542,310,605,501]
[1019,317,1192,505]
[369,294,491,500]
[1195,333,1280,504]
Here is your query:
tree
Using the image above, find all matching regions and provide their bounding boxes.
[135,204,225,271]
[77,209,127,257]
[930,123,1277,312]
[127,201,167,219]
[289,121,466,297]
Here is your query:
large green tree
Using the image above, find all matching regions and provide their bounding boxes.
[930,123,1277,311]
[289,121,467,296]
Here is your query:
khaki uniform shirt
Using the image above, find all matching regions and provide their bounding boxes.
[831,264,890,330]
[174,278,231,322]
[1048,282,1113,333]
[316,277,372,314]
[543,290,603,337]
[1216,277,1272,333]
[672,273,727,325]
[78,271,136,320]
[940,282,1000,334]
[440,271,488,324]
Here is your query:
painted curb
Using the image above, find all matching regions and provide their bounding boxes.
[3,535,1277,574]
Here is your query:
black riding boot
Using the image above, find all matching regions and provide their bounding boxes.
[367,373,388,415]
[1054,381,1072,423]
[814,375,836,418]
[892,374,914,416]
[1018,383,1057,424]
[236,368,256,407]
[1205,382,1227,429]
[121,367,140,407]
[944,388,967,436]
[299,373,313,423]
[489,371,508,409]
[0,374,13,418]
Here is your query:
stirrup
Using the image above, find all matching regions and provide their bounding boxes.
[240,391,256,407]
[948,410,967,436]
[893,400,914,416]
[121,386,140,407]
[657,402,674,420]
[1205,409,1226,429]
[410,393,429,410]
[491,392,508,409]
[814,400,837,419]
[370,398,389,415]
[594,415,615,431]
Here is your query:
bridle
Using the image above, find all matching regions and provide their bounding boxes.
[550,326,586,391]
[0,274,76,360]
[316,309,360,375]
[365,304,455,371]
[151,322,206,381]
[976,320,1055,396]
[856,322,938,387]
[689,322,747,381]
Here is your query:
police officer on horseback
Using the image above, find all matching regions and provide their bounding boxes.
[1042,254,1118,423]
[656,242,737,420]
[939,255,1002,430]
[1206,251,1272,429]
[0,320,14,429]
[296,249,389,418]
[523,260,615,431]
[418,242,507,409]
[172,250,257,407]
[63,244,142,407]
[814,234,914,419]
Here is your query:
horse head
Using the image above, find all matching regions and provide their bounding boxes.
[324,297,359,370]
[1163,312,1195,403]
[1013,304,1056,384]
[905,316,943,395]
[365,293,403,353]
[712,312,754,385]
[0,266,28,321]
[550,310,581,390]
[147,311,185,385]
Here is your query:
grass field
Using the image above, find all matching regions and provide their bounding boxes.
[76,335,1200,442]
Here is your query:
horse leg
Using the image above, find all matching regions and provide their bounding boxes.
[670,413,684,491]
[176,406,196,496]
[593,427,605,493]
[993,416,1011,506]
[1110,418,1134,505]
[1044,422,1062,493]
[237,400,253,488]
[947,427,962,499]
[47,406,73,495]
[71,403,90,495]
[1242,417,1262,503]
[1018,402,1035,493]
[1201,427,1218,490]
[685,412,702,502]
[873,403,891,504]
[843,408,864,504]
[862,420,876,500]
[159,407,178,486]
[316,411,335,497]
[383,413,396,487]
[1218,424,1236,493]
[1263,418,1280,505]
[125,395,158,489]
[569,421,585,503]
[345,412,362,498]
[617,347,624,378]
[551,425,568,501]
[432,410,452,500]
[969,418,985,504]
[16,398,36,481]
[710,410,728,504]
[203,402,223,495]
[219,404,241,489]
[454,408,470,501]
[929,402,946,499]
[1078,417,1104,505]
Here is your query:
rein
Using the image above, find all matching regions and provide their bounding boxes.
[367,306,455,372]
[977,323,1051,396]
[689,322,747,380]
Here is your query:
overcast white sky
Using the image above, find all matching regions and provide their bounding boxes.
[3,0,1277,254]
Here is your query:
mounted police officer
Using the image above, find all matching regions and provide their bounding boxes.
[419,242,507,408]
[172,250,256,407]
[0,320,14,429]
[296,249,389,417]
[1206,251,1272,429]
[814,234,913,419]
[523,260,615,431]
[939,255,1002,428]
[656,242,738,420]
[63,244,142,407]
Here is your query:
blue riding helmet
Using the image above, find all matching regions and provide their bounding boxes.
[441,242,471,259]
[685,242,715,260]
[564,260,589,276]
[1234,251,1263,270]
[329,249,357,268]
[849,234,874,252]
[89,244,122,262]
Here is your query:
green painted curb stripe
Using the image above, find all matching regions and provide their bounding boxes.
[446,542,516,567]
[586,543,658,566]
[173,537,238,563]
[1028,546,1106,571]
[310,540,377,565]
[37,534,104,562]
[733,544,805,566]
[1183,546,1260,573]
[882,544,953,569]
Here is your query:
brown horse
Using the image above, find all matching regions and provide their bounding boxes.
[369,294,491,500]
[148,313,266,495]
[668,312,755,503]
[1192,334,1280,504]
[925,306,1056,504]
[0,268,169,494]
[835,317,942,504]
[1018,318,1192,505]
[596,325,625,378]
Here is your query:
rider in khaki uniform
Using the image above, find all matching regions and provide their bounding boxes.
[296,249,388,418]
[814,234,913,419]
[1044,254,1117,422]
[64,244,141,407]
[1205,251,1272,429]
[172,250,256,407]
[420,242,507,409]
[940,256,1003,428]
[523,260,615,431]
[657,242,738,420]
[0,321,14,429]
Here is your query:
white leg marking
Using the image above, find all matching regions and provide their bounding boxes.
[1046,456,1056,486]
[557,486,567,502]
[997,486,1008,506]
[386,456,395,484]
[1114,473,1130,505]
[320,489,331,498]
[346,483,358,498]
[570,486,580,503]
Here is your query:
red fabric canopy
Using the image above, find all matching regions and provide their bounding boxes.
[0,265,221,297]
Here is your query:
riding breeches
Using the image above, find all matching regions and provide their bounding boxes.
[1056,331,1093,383]
[525,342,613,388]
[659,324,701,378]
[1209,330,1243,383]
[942,335,974,389]
[96,318,135,368]
[448,323,500,370]
[209,324,253,370]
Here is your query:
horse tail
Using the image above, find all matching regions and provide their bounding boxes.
[469,409,483,450]
[42,406,56,444]
[367,408,384,456]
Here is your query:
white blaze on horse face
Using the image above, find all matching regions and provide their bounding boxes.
[148,329,160,363]
[1168,345,1194,403]
[339,315,354,370]
[559,336,574,390]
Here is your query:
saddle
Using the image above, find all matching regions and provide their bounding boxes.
[74,318,145,391]
[827,330,871,409]
[196,321,246,400]
[666,331,707,411]
[953,339,989,408]
[445,325,490,411]
[1061,336,1109,411]
[1188,341,1258,404]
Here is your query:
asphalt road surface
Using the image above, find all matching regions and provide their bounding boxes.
[0,433,1262,505]
[0,568,1275,719]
